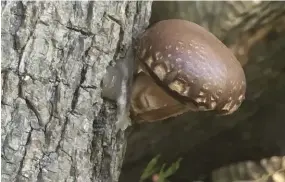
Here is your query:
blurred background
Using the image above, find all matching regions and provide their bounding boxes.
[120,1,285,182]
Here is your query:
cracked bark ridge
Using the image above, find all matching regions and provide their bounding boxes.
[1,1,152,182]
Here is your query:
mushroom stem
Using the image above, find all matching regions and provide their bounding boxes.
[101,48,136,130]
[130,72,190,122]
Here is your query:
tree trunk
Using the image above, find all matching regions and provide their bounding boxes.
[121,1,285,182]
[1,1,151,182]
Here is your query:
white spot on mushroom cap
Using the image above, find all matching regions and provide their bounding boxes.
[163,61,171,72]
[153,64,167,81]
[182,86,190,96]
[222,103,231,111]
[169,80,184,94]
[195,97,206,103]
[195,97,203,103]
[166,45,172,49]
[155,52,163,60]
[238,94,245,101]
[176,58,182,62]
[222,100,234,111]
[199,91,205,96]
[202,84,209,90]
[210,101,217,109]
[228,103,240,114]
[168,54,172,57]
[145,56,153,67]
[217,89,223,94]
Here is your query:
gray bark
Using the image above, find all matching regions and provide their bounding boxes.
[212,156,285,182]
[121,2,285,182]
[1,1,151,182]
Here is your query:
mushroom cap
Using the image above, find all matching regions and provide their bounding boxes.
[136,19,246,115]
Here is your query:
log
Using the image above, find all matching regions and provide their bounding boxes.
[1,1,152,182]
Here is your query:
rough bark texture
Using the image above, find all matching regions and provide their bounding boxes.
[211,156,285,182]
[120,2,285,182]
[1,1,152,182]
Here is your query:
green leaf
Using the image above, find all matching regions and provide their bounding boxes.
[158,164,166,182]
[139,155,161,182]
[163,158,182,178]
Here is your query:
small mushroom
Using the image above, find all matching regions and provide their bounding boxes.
[131,19,246,122]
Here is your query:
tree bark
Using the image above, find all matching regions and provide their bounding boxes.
[1,1,151,182]
[120,1,285,182]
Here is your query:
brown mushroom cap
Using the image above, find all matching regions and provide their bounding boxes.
[136,19,246,115]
